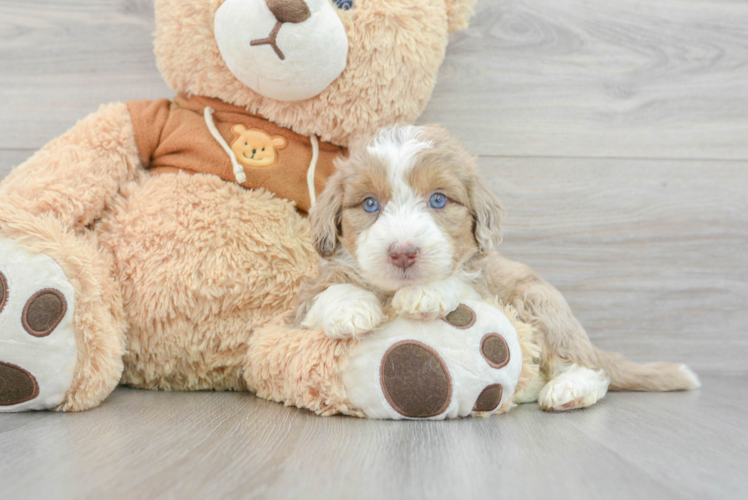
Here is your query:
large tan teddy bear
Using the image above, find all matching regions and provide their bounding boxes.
[0,0,538,418]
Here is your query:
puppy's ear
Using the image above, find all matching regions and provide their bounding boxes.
[310,170,345,257]
[469,177,505,255]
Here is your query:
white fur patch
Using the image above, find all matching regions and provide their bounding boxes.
[0,238,77,412]
[392,276,481,320]
[538,363,610,411]
[302,284,385,339]
[680,364,702,389]
[366,126,432,183]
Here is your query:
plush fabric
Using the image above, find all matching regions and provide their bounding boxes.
[97,172,319,391]
[247,301,540,419]
[214,0,349,102]
[0,0,491,415]
[0,204,126,412]
[155,0,456,147]
[0,102,138,411]
[245,316,364,417]
[127,94,343,212]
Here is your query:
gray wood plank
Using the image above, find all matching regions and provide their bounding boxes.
[421,0,748,159]
[0,0,172,150]
[0,378,745,500]
[482,156,748,375]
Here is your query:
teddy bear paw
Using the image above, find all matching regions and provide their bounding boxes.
[0,238,77,412]
[342,300,522,419]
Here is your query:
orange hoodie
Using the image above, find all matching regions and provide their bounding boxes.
[127,94,344,213]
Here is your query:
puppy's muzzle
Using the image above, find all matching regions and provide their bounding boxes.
[389,243,419,270]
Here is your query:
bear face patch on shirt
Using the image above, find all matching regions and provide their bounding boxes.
[230,124,288,168]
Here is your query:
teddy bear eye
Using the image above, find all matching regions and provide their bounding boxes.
[333,0,353,10]
[262,148,265,152]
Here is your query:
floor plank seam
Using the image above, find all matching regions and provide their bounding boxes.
[477,154,748,163]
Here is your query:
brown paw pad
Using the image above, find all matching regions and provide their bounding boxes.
[443,304,476,329]
[22,289,67,338]
[473,384,503,412]
[481,333,510,369]
[0,362,39,406]
[380,341,452,418]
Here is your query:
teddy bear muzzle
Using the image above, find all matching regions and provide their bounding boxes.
[250,0,313,61]
[215,0,349,102]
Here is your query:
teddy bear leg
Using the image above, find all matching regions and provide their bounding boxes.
[0,102,141,411]
[0,207,126,412]
[244,315,365,417]
[246,300,539,419]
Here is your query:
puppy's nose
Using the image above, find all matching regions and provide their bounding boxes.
[266,0,311,24]
[389,243,419,270]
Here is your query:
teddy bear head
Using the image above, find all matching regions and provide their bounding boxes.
[154,0,476,146]
[230,125,288,168]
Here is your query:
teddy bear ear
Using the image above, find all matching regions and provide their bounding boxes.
[445,0,477,33]
[232,124,247,135]
[272,136,288,149]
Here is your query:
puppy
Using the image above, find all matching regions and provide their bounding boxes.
[294,125,700,411]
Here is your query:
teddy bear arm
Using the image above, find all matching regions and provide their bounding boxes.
[0,102,144,230]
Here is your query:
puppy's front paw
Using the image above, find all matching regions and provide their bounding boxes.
[301,284,386,340]
[392,285,460,321]
[324,300,385,340]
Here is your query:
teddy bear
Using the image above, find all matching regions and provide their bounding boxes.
[230,125,289,170]
[0,0,538,418]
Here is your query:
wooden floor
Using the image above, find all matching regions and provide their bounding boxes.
[1,378,747,500]
[1,0,747,498]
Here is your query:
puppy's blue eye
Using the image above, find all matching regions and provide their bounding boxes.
[333,0,353,10]
[429,193,447,209]
[363,197,380,213]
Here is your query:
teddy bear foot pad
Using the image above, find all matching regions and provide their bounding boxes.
[343,300,522,420]
[0,238,77,411]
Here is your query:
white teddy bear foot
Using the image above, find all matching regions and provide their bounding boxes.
[342,300,523,420]
[0,238,77,412]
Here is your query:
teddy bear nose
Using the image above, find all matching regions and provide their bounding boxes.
[389,243,419,270]
[265,0,311,24]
